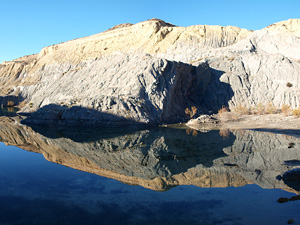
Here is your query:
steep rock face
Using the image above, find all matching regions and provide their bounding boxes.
[204,50,300,109]
[0,18,299,125]
[20,55,212,126]
[160,19,300,110]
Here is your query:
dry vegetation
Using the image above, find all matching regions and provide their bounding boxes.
[186,129,199,137]
[233,104,249,115]
[185,106,198,118]
[7,101,14,107]
[189,58,204,64]
[292,107,300,117]
[265,102,277,114]
[7,107,15,112]
[217,102,297,121]
[217,106,239,122]
[282,104,291,116]
[219,129,230,139]
[18,100,27,108]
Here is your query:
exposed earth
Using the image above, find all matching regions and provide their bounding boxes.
[186,113,300,137]
[0,18,300,127]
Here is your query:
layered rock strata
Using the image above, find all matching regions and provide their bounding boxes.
[0,19,299,125]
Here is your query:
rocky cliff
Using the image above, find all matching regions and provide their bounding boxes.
[0,18,299,126]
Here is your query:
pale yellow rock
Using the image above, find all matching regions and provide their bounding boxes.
[264,19,300,37]
[30,19,252,67]
[0,19,252,96]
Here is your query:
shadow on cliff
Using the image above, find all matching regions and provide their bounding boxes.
[21,104,147,142]
[198,68,234,113]
[282,169,300,192]
[20,103,150,141]
[22,103,146,124]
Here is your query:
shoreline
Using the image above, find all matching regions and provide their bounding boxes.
[186,114,300,138]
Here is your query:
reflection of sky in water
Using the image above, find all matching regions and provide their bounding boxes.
[0,143,300,225]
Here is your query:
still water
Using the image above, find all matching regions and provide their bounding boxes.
[0,117,299,225]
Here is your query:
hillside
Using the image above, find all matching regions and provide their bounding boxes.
[0,18,299,126]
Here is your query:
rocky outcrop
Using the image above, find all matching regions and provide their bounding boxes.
[0,117,299,193]
[20,55,213,126]
[0,18,299,126]
[161,19,300,110]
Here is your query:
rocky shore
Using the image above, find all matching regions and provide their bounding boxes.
[186,113,300,138]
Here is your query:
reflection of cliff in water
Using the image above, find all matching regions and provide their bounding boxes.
[30,124,233,178]
[9,119,236,176]
[0,107,18,117]
[1,117,300,193]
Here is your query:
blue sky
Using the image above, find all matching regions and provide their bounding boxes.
[1,0,299,63]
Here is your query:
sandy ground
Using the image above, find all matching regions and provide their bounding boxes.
[186,114,300,137]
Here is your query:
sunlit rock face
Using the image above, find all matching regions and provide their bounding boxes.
[0,117,299,193]
[0,19,299,126]
[20,57,213,126]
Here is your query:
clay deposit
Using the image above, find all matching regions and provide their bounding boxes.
[0,18,299,126]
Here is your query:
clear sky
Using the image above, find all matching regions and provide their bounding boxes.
[0,0,299,63]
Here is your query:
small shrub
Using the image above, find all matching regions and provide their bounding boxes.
[7,107,14,112]
[217,106,238,122]
[249,106,256,115]
[192,130,198,137]
[265,102,277,114]
[29,102,33,108]
[7,101,14,107]
[185,108,191,117]
[185,106,198,118]
[218,106,229,114]
[191,106,197,116]
[286,82,293,88]
[186,129,192,135]
[18,100,27,108]
[292,107,300,117]
[288,143,295,148]
[281,104,291,116]
[189,58,204,64]
[233,104,249,115]
[256,102,265,115]
[219,129,230,139]
[185,129,198,137]
[227,56,235,61]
